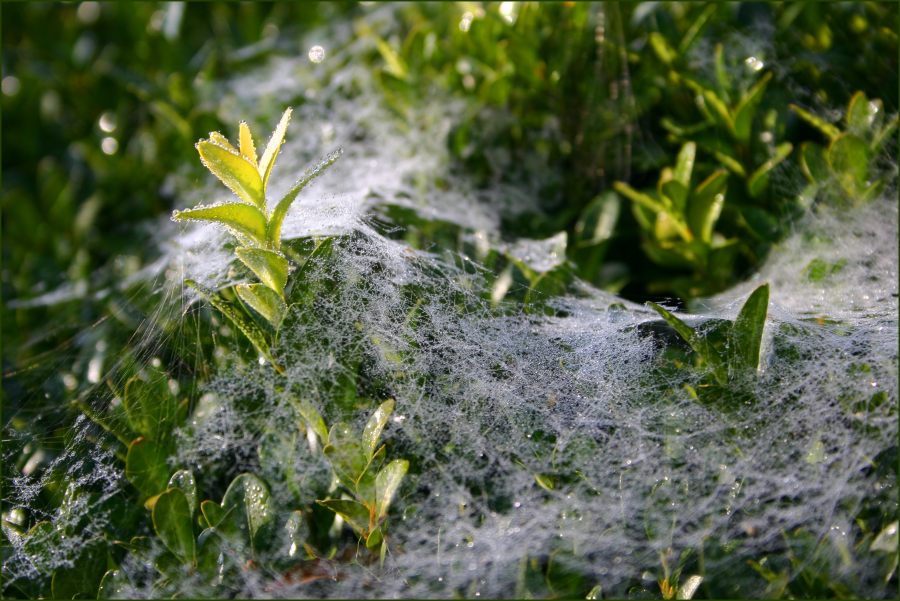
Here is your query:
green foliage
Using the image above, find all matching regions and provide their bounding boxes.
[173,109,341,341]
[317,400,409,557]
[792,91,898,205]
[647,283,769,389]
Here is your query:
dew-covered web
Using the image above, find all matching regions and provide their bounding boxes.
[3,6,898,599]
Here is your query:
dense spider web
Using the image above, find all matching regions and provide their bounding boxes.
[3,6,897,599]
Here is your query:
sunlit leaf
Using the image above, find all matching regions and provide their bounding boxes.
[239,121,258,167]
[845,91,877,135]
[672,142,695,189]
[362,399,394,459]
[172,202,267,245]
[267,148,343,249]
[687,169,727,243]
[236,283,286,326]
[375,459,408,519]
[828,133,870,193]
[196,139,264,207]
[789,104,840,140]
[259,107,292,189]
[293,398,329,444]
[152,488,196,565]
[234,247,289,296]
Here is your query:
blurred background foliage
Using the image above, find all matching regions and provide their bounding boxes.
[1,2,897,596]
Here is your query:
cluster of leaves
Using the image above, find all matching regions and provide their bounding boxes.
[354,2,897,299]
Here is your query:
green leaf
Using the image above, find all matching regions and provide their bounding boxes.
[677,4,716,56]
[366,525,384,550]
[661,180,689,215]
[293,398,329,443]
[50,539,106,600]
[575,191,620,246]
[200,500,226,529]
[673,142,696,189]
[613,181,665,214]
[646,302,725,384]
[648,32,677,65]
[362,399,395,459]
[259,107,292,189]
[747,142,793,198]
[324,424,369,490]
[789,104,840,141]
[221,473,275,550]
[152,488,196,565]
[316,499,371,537]
[97,569,129,599]
[267,148,343,249]
[168,470,197,515]
[713,150,746,177]
[172,202,267,245]
[846,91,877,135]
[236,284,286,326]
[687,169,727,244]
[283,510,309,559]
[375,459,408,520]
[186,279,279,372]
[209,131,238,154]
[729,283,769,373]
[123,375,176,441]
[701,88,733,133]
[828,134,870,193]
[238,121,258,168]
[125,437,171,500]
[733,72,772,143]
[234,247,289,296]
[871,113,898,154]
[798,142,829,183]
[196,139,264,207]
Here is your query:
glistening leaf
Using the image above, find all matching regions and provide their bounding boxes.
[259,107,292,189]
[362,399,395,459]
[294,398,329,443]
[152,488,196,565]
[172,203,267,245]
[168,470,198,515]
[221,473,275,551]
[236,283,286,327]
[234,247,289,295]
[196,139,264,207]
[375,459,408,519]
[239,121,258,167]
[729,283,769,373]
[267,148,343,249]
